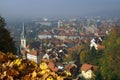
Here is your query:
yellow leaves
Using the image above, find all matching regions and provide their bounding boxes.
[49,72,57,77]
[38,69,50,75]
[64,71,71,76]
[13,59,22,66]
[38,62,50,75]
[39,62,48,70]
[31,71,37,78]
[39,70,46,75]
[57,76,65,80]
[18,63,26,71]
[46,76,54,80]
[0,52,72,79]
[30,60,38,68]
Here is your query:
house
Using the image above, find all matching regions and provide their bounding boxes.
[53,27,78,40]
[80,64,97,79]
[38,31,52,39]
[38,27,79,40]
[90,38,98,50]
[90,37,105,50]
[36,21,51,26]
[26,49,38,63]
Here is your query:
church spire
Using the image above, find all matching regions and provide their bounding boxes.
[21,23,26,39]
[21,23,26,49]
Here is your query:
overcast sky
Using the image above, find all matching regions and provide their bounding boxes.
[0,0,120,19]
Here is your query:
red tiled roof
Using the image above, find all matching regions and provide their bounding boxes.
[29,50,37,55]
[97,44,105,50]
[48,62,55,68]
[48,61,58,72]
[81,64,93,71]
[65,65,71,71]
[57,30,76,36]
[54,27,75,31]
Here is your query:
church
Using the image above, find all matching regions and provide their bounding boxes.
[20,23,38,63]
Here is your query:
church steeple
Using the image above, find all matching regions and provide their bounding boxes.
[21,23,26,39]
[21,23,26,49]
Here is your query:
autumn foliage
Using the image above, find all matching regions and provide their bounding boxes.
[0,52,72,80]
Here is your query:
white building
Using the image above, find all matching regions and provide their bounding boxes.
[21,23,26,49]
[58,20,62,28]
[38,31,52,39]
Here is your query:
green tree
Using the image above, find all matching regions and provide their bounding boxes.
[80,50,89,64]
[79,43,100,65]
[79,40,103,80]
[0,16,16,54]
[100,26,120,80]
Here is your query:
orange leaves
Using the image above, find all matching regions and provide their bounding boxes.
[0,52,8,62]
[0,52,72,79]
[6,69,19,76]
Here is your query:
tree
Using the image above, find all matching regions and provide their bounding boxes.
[100,26,120,80]
[0,16,6,29]
[79,43,99,65]
[0,16,16,54]
[80,50,89,64]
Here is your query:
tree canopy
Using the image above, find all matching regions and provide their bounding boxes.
[100,26,120,80]
[0,16,16,54]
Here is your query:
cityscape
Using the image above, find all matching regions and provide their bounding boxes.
[0,0,120,80]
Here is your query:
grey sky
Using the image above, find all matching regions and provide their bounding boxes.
[0,0,120,19]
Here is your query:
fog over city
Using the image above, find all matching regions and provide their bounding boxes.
[0,0,120,20]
